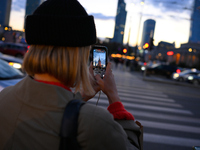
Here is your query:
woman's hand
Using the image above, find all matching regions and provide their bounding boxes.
[81,62,101,102]
[95,62,120,104]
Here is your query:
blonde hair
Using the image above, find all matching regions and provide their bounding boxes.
[23,45,95,95]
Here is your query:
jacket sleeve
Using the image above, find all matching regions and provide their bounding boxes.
[107,101,135,120]
[115,120,142,150]
[107,102,142,149]
[77,103,141,150]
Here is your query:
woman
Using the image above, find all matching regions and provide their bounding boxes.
[0,0,141,149]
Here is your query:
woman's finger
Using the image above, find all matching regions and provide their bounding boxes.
[105,62,112,75]
[89,62,94,76]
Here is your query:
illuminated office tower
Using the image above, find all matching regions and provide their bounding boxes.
[0,0,12,27]
[189,0,200,43]
[112,0,127,44]
[140,19,156,48]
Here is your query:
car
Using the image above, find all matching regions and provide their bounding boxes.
[145,64,180,78]
[172,69,200,82]
[186,73,200,86]
[0,52,23,71]
[0,59,25,92]
[0,42,28,58]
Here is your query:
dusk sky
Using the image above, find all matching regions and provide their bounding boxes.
[9,0,194,48]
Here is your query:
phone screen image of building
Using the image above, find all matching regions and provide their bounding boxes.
[93,49,106,68]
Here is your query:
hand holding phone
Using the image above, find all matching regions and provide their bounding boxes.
[91,46,108,78]
[94,62,121,104]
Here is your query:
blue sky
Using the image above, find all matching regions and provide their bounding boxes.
[9,0,194,48]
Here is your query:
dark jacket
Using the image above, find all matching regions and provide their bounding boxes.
[0,76,141,150]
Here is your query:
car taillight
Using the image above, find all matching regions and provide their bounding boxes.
[176,69,181,73]
[27,45,30,49]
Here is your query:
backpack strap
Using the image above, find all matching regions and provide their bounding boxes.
[59,99,85,150]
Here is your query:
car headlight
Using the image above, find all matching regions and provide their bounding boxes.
[8,62,22,69]
[173,73,179,79]
[141,66,145,71]
[188,76,193,80]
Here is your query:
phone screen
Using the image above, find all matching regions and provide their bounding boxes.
[92,46,108,78]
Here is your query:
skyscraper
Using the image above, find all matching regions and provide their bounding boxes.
[0,0,12,27]
[112,0,127,44]
[25,0,45,17]
[189,0,200,43]
[140,19,156,47]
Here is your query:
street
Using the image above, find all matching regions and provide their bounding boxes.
[88,68,200,150]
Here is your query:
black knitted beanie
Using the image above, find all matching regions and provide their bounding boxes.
[25,0,96,47]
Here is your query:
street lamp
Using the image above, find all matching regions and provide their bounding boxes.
[135,0,145,58]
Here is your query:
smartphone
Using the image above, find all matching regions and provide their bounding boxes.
[91,45,108,78]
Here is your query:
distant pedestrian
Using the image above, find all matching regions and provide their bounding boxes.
[0,0,142,149]
[114,58,119,68]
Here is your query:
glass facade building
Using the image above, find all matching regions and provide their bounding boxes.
[0,0,12,27]
[140,19,156,47]
[25,0,45,16]
[189,0,200,43]
[112,0,127,44]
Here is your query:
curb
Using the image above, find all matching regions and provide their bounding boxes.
[128,71,200,89]
[142,76,200,89]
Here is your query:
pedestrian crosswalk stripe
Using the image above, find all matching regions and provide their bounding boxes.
[118,92,175,102]
[116,83,154,90]
[92,94,182,108]
[116,84,166,93]
[117,88,168,98]
[87,90,169,103]
[144,133,200,147]
[129,110,200,124]
[88,99,192,115]
[122,102,192,115]
[121,97,182,108]
[140,120,200,134]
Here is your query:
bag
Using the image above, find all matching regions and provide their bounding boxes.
[59,99,85,150]
[59,99,143,150]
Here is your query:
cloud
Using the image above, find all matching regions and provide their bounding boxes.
[148,0,194,13]
[139,0,193,22]
[90,13,115,20]
[11,0,26,12]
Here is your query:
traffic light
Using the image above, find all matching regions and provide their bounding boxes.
[123,48,127,54]
[148,38,154,51]
[143,43,149,49]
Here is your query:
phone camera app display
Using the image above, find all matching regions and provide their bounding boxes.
[93,49,106,78]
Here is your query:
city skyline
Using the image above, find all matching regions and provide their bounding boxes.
[9,0,194,48]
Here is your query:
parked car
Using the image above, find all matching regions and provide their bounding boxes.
[0,59,24,92]
[172,69,200,82]
[0,52,23,71]
[0,42,28,58]
[186,73,200,86]
[145,64,180,78]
